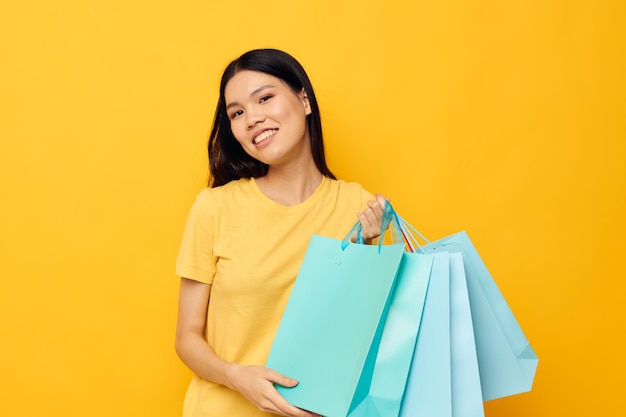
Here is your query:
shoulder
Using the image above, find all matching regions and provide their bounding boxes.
[193,179,253,206]
[185,179,254,225]
[324,178,375,210]
[327,178,375,201]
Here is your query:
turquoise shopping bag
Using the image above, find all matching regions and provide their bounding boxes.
[449,252,484,417]
[266,235,405,417]
[347,251,433,417]
[424,232,538,401]
[399,251,452,417]
[400,219,538,401]
[396,251,485,417]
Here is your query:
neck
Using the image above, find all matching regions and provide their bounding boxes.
[255,160,324,206]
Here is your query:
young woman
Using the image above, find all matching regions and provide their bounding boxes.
[175,49,386,417]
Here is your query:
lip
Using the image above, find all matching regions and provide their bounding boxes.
[252,128,278,145]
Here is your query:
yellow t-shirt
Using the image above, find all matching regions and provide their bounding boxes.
[176,176,374,417]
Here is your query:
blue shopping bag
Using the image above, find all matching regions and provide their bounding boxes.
[449,252,484,417]
[347,251,433,417]
[266,234,406,417]
[400,220,538,401]
[396,250,485,417]
[399,251,452,417]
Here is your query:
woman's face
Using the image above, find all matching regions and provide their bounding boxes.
[224,70,312,167]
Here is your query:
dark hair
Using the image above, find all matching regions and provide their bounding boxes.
[207,48,336,187]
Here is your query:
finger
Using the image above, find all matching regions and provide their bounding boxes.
[366,203,381,221]
[358,210,374,232]
[267,393,313,417]
[375,193,389,207]
[266,369,299,388]
[288,406,321,417]
[255,382,299,416]
[367,199,384,220]
[364,206,383,230]
[358,212,378,241]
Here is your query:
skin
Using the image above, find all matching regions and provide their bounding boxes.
[175,70,387,417]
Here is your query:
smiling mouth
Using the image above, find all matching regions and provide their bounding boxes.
[254,129,278,144]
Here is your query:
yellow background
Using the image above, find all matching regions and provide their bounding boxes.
[1,1,624,416]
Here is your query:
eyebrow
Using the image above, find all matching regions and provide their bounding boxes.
[226,85,275,110]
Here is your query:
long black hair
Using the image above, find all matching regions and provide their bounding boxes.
[207,49,336,187]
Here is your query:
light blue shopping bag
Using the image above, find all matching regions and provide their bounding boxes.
[449,252,484,417]
[347,251,433,417]
[400,219,539,401]
[399,251,452,417]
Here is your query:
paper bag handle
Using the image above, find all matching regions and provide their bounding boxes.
[341,201,402,252]
[342,200,433,254]
[396,214,431,253]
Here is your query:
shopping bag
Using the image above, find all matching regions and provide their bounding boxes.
[400,220,538,401]
[347,251,433,417]
[396,251,484,417]
[399,251,452,417]
[449,252,484,417]
[266,234,406,417]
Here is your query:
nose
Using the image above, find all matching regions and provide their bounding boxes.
[246,107,265,128]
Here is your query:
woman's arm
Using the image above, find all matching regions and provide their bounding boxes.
[174,278,229,384]
[175,278,320,417]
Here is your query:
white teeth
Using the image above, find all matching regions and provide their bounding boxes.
[254,129,277,144]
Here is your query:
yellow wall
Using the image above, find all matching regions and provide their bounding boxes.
[1,1,624,416]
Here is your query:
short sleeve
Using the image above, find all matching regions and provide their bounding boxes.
[360,187,375,208]
[175,189,217,284]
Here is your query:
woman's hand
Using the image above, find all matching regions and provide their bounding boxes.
[227,364,322,417]
[358,193,389,244]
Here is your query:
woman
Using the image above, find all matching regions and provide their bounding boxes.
[175,49,386,417]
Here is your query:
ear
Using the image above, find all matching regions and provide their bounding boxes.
[300,88,312,115]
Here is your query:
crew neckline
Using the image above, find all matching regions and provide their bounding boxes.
[249,176,331,213]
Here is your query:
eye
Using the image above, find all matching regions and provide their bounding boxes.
[230,109,243,119]
[260,95,273,103]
